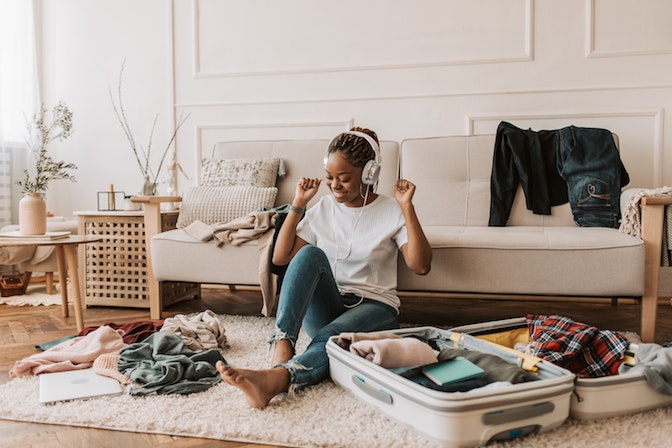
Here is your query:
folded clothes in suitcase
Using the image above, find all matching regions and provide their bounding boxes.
[326,326,575,448]
[450,317,672,420]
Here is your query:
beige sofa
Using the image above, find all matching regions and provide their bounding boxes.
[137,136,668,343]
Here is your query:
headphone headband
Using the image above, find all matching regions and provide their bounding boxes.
[343,131,381,164]
[324,130,382,188]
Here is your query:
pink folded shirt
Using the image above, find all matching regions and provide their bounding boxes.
[349,337,438,369]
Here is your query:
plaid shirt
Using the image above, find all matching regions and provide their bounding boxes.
[526,314,629,378]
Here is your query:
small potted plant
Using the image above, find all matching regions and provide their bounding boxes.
[17,101,77,235]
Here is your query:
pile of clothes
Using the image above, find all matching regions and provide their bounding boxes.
[9,309,228,396]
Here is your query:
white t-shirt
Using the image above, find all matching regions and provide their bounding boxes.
[296,194,408,310]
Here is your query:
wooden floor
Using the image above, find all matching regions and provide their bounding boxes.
[1,287,671,447]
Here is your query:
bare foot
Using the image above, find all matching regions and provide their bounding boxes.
[216,360,290,409]
[271,338,294,367]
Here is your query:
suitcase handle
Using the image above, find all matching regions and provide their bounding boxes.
[482,401,554,425]
[351,375,393,405]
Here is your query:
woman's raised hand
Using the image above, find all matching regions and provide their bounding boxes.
[394,178,416,207]
[295,177,322,206]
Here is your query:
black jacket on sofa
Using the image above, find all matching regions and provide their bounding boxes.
[489,121,629,229]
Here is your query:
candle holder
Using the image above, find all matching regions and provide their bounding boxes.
[97,191,125,211]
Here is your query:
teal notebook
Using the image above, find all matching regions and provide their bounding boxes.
[420,356,485,386]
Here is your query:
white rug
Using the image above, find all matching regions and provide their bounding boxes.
[0,284,63,306]
[0,314,670,448]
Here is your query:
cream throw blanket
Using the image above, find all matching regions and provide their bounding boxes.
[160,309,228,351]
[184,211,278,316]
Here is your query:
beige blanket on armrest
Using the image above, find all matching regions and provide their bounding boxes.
[184,211,278,316]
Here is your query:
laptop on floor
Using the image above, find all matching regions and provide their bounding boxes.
[39,368,124,404]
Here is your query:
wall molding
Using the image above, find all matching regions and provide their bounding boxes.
[174,83,672,109]
[585,0,672,58]
[191,0,534,78]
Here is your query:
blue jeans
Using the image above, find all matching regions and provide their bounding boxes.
[557,126,629,228]
[272,245,399,390]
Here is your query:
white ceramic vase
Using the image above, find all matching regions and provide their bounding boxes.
[19,192,47,235]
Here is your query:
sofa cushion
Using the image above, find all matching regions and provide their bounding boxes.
[151,229,262,284]
[176,185,277,229]
[397,225,645,297]
[421,225,641,250]
[201,157,281,187]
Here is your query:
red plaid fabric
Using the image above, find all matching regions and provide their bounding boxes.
[526,314,629,378]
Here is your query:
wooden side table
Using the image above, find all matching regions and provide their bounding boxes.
[0,235,101,332]
[75,210,198,316]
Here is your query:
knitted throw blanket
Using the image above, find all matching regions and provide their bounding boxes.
[619,186,672,238]
[619,186,672,266]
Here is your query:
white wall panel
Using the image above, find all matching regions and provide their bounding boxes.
[194,0,532,77]
[588,0,672,57]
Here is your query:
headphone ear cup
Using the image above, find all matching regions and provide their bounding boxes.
[361,159,381,185]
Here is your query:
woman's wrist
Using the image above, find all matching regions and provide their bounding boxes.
[288,204,305,215]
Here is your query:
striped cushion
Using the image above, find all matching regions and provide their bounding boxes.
[176,185,277,229]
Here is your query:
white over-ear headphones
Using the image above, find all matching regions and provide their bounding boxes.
[324,131,382,186]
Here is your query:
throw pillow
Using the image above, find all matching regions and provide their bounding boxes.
[201,158,281,188]
[176,185,278,229]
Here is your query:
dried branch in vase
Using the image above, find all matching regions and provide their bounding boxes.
[109,61,190,188]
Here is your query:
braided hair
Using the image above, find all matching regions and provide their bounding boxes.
[326,127,379,191]
[326,127,379,168]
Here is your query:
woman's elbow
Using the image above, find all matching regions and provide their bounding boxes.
[402,246,432,276]
[272,252,289,267]
[410,255,432,276]
[413,263,431,276]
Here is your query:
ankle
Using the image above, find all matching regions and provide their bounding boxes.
[271,339,294,366]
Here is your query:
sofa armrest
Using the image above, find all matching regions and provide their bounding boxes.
[131,195,182,319]
[131,195,182,252]
[131,195,182,236]
[640,195,672,343]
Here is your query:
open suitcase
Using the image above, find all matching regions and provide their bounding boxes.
[326,326,575,448]
[450,317,672,420]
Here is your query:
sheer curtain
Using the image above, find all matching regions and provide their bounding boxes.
[0,0,38,227]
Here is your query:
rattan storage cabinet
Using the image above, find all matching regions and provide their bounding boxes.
[76,210,199,308]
